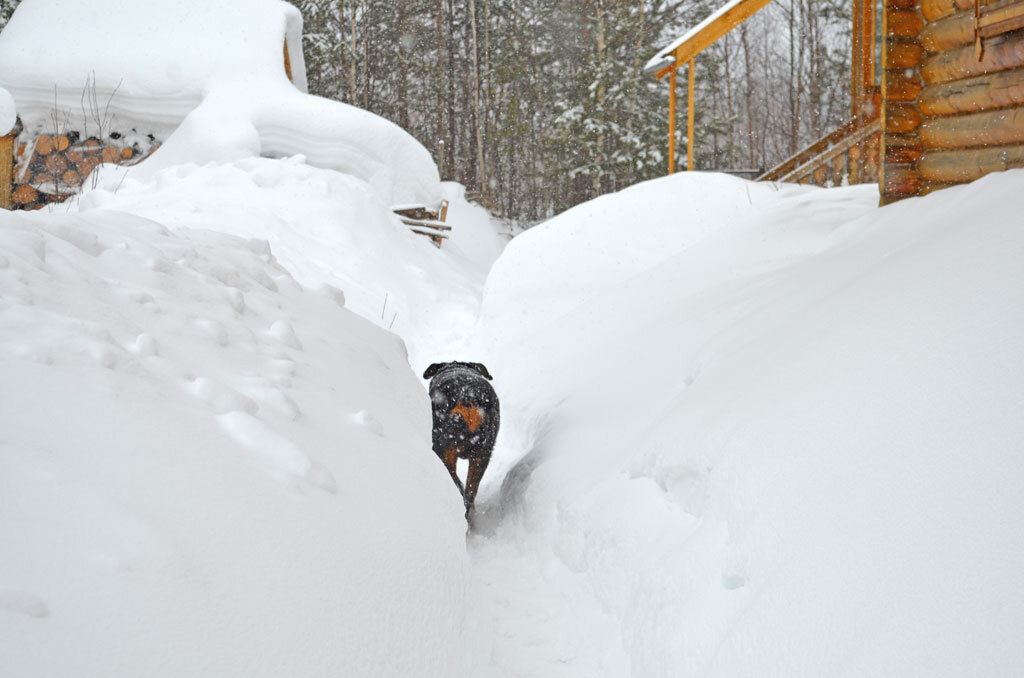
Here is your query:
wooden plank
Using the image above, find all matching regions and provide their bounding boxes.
[921,0,996,22]
[918,141,1024,181]
[919,106,1024,148]
[979,0,1024,37]
[687,59,695,171]
[0,134,12,210]
[921,31,1024,84]
[919,64,1024,115]
[654,0,775,79]
[849,143,863,184]
[760,113,878,181]
[853,0,866,117]
[284,39,293,83]
[921,0,1024,52]
[777,125,880,183]
[409,227,449,240]
[399,217,453,231]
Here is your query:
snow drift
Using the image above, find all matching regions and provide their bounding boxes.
[471,170,1024,676]
[0,207,471,677]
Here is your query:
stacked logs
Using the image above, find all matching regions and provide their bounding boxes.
[11,132,154,210]
[882,0,1024,203]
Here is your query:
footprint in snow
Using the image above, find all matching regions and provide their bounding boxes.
[219,411,337,494]
[0,588,50,619]
[350,410,385,437]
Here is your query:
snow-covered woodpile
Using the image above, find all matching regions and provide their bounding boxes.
[9,129,158,210]
[882,0,1024,203]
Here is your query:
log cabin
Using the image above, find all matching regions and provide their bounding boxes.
[646,0,1024,204]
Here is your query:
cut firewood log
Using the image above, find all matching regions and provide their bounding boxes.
[121,146,134,160]
[101,146,120,163]
[77,156,99,177]
[66,148,84,163]
[82,137,102,150]
[62,169,81,187]
[32,172,53,186]
[13,184,38,204]
[44,153,68,174]
[34,135,54,156]
[54,135,70,152]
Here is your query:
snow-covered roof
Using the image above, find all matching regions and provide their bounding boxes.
[0,86,14,136]
[0,0,440,205]
[644,0,770,75]
[0,0,305,129]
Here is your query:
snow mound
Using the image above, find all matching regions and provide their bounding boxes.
[472,171,1024,675]
[0,207,469,677]
[0,0,438,204]
[78,155,505,367]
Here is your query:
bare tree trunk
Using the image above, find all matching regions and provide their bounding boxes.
[435,0,446,177]
[468,0,486,197]
[349,2,358,104]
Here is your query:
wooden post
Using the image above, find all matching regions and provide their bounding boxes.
[687,59,696,171]
[852,0,878,117]
[880,0,925,204]
[668,68,677,174]
[0,131,12,210]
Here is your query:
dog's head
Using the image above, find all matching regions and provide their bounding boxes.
[423,361,493,381]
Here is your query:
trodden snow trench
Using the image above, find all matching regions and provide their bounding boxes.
[414,267,631,677]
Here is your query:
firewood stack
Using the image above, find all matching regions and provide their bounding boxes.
[11,132,158,210]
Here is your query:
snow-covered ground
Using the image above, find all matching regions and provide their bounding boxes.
[4,160,1023,676]
[468,171,1024,676]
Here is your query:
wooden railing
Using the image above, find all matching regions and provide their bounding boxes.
[759,108,881,187]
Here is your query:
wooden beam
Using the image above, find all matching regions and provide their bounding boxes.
[687,60,696,171]
[852,0,878,116]
[919,141,1024,181]
[922,33,1024,84]
[0,133,11,210]
[668,69,677,174]
[919,106,1024,148]
[919,65,1024,115]
[654,0,775,80]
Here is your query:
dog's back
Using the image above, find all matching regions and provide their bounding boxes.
[427,363,500,458]
[423,361,499,514]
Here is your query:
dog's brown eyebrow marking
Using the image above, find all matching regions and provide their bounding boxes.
[451,402,484,433]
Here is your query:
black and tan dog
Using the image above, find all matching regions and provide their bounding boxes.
[423,361,499,514]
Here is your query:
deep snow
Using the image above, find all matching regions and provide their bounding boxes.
[470,170,1024,676]
[1,68,1023,675]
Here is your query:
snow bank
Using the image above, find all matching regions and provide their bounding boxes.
[78,156,505,368]
[0,207,470,677]
[0,0,440,204]
[472,171,1024,675]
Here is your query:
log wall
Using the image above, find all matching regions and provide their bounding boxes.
[882,0,1024,203]
[7,129,159,211]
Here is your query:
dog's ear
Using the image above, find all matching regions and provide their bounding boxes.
[422,362,446,379]
[471,363,493,380]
